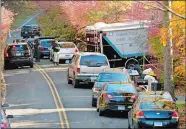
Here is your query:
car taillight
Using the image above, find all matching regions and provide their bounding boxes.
[172,111,179,119]
[103,93,114,100]
[39,47,44,50]
[136,111,144,118]
[74,48,78,52]
[76,68,80,73]
[1,122,8,128]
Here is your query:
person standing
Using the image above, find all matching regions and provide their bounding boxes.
[52,40,60,65]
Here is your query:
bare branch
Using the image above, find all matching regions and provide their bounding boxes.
[156,1,186,20]
[138,1,166,11]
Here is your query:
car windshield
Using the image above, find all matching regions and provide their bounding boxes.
[80,55,108,67]
[139,101,175,110]
[40,40,54,48]
[106,85,136,93]
[59,43,75,48]
[97,73,129,82]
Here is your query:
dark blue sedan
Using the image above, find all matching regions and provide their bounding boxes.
[128,97,179,129]
[39,39,55,58]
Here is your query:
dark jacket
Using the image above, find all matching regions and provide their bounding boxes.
[52,43,60,52]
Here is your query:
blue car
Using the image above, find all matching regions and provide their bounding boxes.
[39,39,55,58]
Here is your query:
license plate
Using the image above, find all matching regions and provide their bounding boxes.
[65,55,70,57]
[118,106,125,110]
[90,77,97,82]
[16,53,21,56]
[65,60,70,64]
[25,32,28,34]
[154,122,163,127]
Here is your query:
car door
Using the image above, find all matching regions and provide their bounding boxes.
[68,55,76,78]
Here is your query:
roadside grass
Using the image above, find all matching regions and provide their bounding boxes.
[11,5,39,30]
[176,102,185,108]
[176,102,185,129]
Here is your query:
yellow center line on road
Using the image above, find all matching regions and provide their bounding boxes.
[34,64,70,128]
[34,65,65,128]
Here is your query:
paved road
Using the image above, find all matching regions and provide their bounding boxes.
[4,14,128,128]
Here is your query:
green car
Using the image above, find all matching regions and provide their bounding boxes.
[96,83,137,116]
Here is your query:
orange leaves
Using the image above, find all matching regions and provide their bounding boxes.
[160,28,168,46]
[174,65,186,77]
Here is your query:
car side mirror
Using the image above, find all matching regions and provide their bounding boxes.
[6,115,14,119]
[2,103,9,108]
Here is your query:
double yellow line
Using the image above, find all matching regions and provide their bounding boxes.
[34,64,69,128]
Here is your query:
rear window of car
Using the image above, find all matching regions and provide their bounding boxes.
[59,43,75,48]
[22,26,32,30]
[40,40,55,48]
[80,55,108,67]
[97,73,129,82]
[8,45,28,52]
[139,101,175,110]
[106,84,137,93]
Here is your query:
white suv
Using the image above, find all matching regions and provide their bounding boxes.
[67,52,110,88]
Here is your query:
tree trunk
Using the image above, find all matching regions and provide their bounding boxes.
[163,1,175,99]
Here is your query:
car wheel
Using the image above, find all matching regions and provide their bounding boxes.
[73,78,79,88]
[4,62,9,70]
[99,108,104,116]
[30,63,33,68]
[91,97,96,107]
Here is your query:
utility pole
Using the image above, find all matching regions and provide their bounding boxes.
[163,1,174,98]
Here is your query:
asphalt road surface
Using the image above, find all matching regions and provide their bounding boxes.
[4,14,128,128]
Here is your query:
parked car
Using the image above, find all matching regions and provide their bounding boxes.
[33,37,55,58]
[21,25,40,38]
[91,68,132,107]
[4,43,34,69]
[128,97,179,129]
[1,109,14,129]
[50,42,78,63]
[97,83,137,116]
[67,52,110,88]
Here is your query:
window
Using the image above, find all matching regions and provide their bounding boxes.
[106,85,137,93]
[40,40,55,48]
[59,43,75,48]
[7,45,29,56]
[80,55,108,67]
[139,101,175,110]
[97,73,129,82]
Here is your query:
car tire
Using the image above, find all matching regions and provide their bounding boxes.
[91,97,96,107]
[99,108,104,116]
[73,79,79,88]
[30,63,34,68]
[4,62,9,70]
